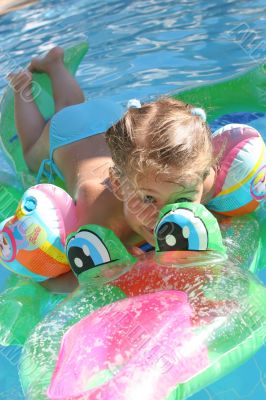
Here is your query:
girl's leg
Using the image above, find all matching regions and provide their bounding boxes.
[29,46,85,112]
[9,70,47,155]
[10,46,85,170]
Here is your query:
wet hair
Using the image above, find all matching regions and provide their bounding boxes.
[105,97,214,186]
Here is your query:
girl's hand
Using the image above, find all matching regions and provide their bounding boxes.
[40,271,79,294]
[127,246,146,256]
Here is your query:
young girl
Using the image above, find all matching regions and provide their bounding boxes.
[106,101,266,242]
[9,47,133,245]
[7,47,266,282]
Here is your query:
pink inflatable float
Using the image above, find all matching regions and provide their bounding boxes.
[48,290,208,400]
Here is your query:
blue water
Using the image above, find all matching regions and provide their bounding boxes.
[1,0,266,101]
[0,0,266,399]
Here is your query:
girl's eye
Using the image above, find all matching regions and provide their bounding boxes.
[143,195,156,204]
[175,198,192,203]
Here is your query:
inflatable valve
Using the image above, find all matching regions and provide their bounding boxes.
[0,184,77,281]
[155,202,226,254]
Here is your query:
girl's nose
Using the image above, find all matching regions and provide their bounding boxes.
[139,204,159,228]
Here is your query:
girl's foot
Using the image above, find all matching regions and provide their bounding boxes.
[28,46,64,74]
[8,70,33,102]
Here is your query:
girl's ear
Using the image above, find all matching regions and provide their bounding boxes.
[109,167,124,201]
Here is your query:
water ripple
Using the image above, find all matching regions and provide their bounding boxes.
[0,0,266,106]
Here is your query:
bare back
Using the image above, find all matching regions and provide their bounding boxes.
[54,132,112,196]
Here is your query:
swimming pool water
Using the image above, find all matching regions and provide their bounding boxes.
[1,0,266,102]
[0,0,266,399]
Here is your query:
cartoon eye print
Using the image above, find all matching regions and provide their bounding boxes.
[251,165,266,201]
[66,229,111,276]
[155,208,208,252]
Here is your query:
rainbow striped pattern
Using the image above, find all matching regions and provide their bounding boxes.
[207,124,266,216]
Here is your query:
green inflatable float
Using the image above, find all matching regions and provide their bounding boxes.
[0,42,88,346]
[19,209,266,400]
[0,42,265,399]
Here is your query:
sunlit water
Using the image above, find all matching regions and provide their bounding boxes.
[0,0,266,399]
[1,0,266,102]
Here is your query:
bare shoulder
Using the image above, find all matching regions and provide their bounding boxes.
[75,178,120,222]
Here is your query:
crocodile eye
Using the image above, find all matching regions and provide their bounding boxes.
[155,208,208,252]
[66,229,111,276]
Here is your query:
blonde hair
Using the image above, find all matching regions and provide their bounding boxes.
[105,97,214,185]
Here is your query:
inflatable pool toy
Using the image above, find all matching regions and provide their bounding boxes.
[0,41,88,196]
[0,184,77,281]
[0,42,265,398]
[0,42,88,347]
[17,203,266,400]
[177,69,266,271]
[154,202,225,253]
[208,111,266,272]
[48,291,207,400]
[66,202,225,277]
[47,281,265,400]
[206,123,266,216]
[0,185,261,348]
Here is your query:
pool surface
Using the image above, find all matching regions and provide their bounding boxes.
[0,0,266,399]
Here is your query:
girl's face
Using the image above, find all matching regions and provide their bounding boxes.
[111,169,204,246]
